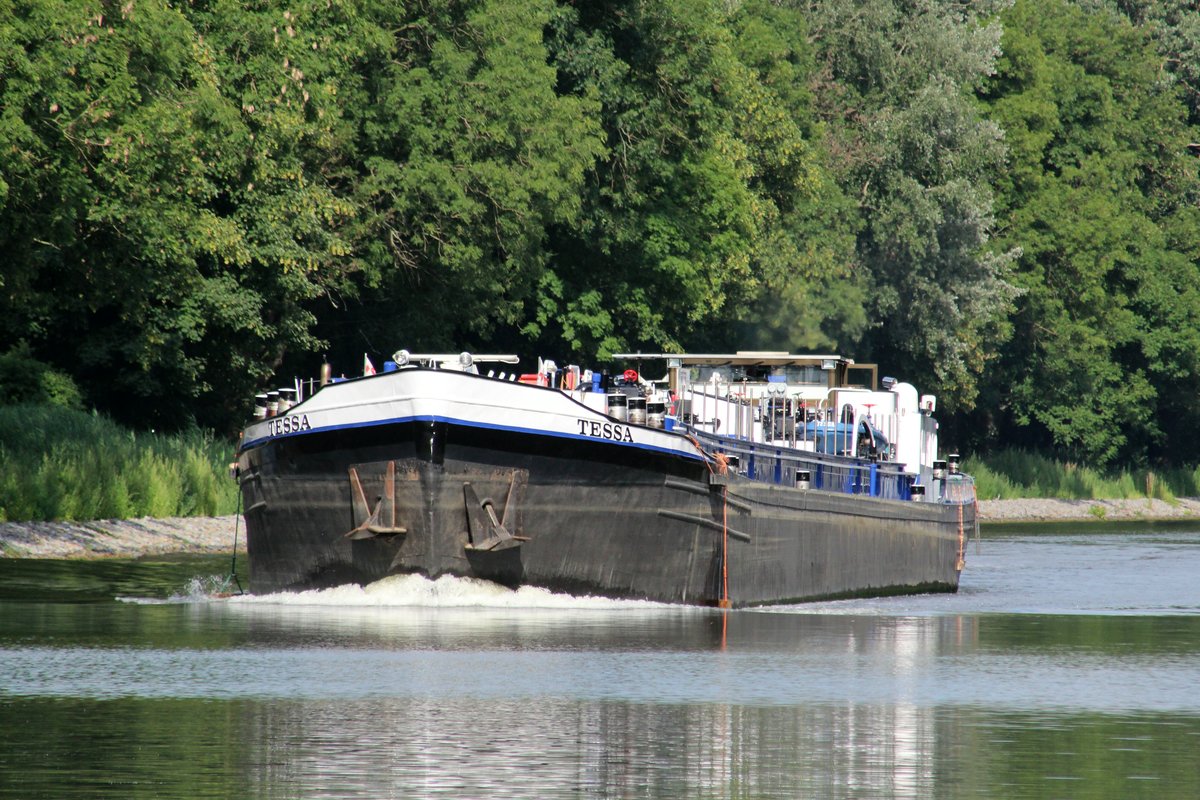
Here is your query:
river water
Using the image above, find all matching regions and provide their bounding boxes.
[1,523,1198,799]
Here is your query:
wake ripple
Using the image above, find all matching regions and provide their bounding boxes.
[225,573,672,610]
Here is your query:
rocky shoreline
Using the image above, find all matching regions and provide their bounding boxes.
[0,515,247,559]
[2,497,1198,560]
[978,496,1200,523]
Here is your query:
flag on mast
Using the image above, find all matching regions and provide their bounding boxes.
[363,354,376,376]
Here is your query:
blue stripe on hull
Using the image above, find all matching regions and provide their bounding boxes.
[242,413,705,461]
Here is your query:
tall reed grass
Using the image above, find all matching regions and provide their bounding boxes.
[964,449,1200,501]
[0,405,239,522]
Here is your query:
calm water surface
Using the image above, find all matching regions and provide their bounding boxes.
[2,524,1199,799]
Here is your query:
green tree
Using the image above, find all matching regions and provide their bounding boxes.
[978,0,1200,465]
[183,0,389,418]
[802,0,1019,409]
[0,0,365,431]
[513,0,860,362]
[1090,0,1200,126]
[310,0,605,362]
[529,0,767,359]
[714,0,863,354]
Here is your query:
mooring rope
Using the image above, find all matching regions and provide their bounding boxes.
[686,434,718,473]
[686,434,732,607]
[228,489,245,595]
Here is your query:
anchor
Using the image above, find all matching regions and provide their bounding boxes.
[463,475,528,552]
[345,460,409,539]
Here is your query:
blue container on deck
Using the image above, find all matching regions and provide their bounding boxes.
[384,360,398,372]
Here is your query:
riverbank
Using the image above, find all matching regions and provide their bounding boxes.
[2,497,1200,559]
[977,496,1200,523]
[0,515,245,559]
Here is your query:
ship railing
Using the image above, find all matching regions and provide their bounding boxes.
[677,385,903,458]
[694,430,976,504]
[696,432,912,500]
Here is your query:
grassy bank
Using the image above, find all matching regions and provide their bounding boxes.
[965,449,1200,501]
[0,405,239,522]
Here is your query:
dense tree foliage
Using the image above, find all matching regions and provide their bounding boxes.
[976,0,1200,465]
[802,0,1019,409]
[714,0,862,354]
[0,0,364,429]
[349,0,604,347]
[1,0,1198,469]
[1093,0,1200,125]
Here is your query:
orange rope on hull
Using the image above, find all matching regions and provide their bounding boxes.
[719,485,731,609]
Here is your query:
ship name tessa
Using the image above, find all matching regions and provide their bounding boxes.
[267,414,311,436]
[576,418,635,443]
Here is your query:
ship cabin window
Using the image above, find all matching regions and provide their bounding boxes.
[686,366,730,384]
[684,364,827,386]
[774,365,824,386]
[845,365,877,390]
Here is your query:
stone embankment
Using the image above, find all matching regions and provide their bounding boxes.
[2,498,1199,559]
[0,515,246,559]
[977,497,1200,523]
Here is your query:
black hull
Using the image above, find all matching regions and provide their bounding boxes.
[238,419,972,607]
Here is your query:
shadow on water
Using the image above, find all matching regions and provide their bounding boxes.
[982,516,1200,537]
[0,555,245,604]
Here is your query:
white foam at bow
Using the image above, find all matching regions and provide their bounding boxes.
[226,573,672,610]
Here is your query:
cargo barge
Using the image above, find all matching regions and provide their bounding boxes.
[234,351,976,607]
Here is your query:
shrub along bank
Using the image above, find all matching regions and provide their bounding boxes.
[965,450,1200,502]
[0,405,238,523]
